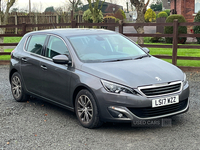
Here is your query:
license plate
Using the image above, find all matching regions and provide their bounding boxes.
[152,95,179,108]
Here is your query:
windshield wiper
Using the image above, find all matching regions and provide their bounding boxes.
[134,55,149,60]
[102,58,133,62]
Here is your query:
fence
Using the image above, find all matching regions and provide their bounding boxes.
[156,17,166,34]
[5,12,83,34]
[0,20,200,71]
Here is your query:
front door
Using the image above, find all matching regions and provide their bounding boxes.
[40,35,72,105]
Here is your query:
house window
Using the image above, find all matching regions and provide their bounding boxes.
[195,0,200,13]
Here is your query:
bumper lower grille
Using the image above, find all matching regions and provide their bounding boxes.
[139,82,182,97]
[128,99,188,118]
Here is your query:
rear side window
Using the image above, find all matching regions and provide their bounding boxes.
[26,35,47,55]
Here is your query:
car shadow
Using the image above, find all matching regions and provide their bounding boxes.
[25,97,187,131]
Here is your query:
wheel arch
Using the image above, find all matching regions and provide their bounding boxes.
[9,68,18,83]
[72,84,100,110]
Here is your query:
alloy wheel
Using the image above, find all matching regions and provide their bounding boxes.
[77,95,93,123]
[12,76,22,99]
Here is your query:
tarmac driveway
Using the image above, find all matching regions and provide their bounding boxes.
[0,65,200,150]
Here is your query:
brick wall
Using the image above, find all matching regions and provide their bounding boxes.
[184,0,195,22]
[170,0,195,22]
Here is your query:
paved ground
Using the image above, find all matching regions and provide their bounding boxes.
[0,65,200,150]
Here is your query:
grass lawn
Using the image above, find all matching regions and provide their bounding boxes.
[0,38,200,67]
[146,43,200,67]
[4,37,22,43]
[0,37,22,60]
[0,49,13,60]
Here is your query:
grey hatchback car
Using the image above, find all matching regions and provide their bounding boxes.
[9,29,189,128]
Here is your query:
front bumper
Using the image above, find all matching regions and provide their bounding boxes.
[95,82,190,123]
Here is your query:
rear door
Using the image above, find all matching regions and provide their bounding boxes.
[39,35,72,106]
[20,34,48,95]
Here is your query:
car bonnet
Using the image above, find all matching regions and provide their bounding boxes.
[80,57,184,88]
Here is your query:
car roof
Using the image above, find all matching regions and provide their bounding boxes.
[26,28,117,37]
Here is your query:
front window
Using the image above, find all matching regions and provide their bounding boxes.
[195,0,200,13]
[68,33,147,63]
[45,36,69,59]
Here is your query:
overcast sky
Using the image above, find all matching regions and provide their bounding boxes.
[12,0,153,12]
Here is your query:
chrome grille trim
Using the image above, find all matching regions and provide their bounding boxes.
[138,81,183,97]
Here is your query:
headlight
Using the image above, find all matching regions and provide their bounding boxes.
[101,79,138,95]
[183,73,187,86]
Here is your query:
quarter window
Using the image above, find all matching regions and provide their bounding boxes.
[46,36,69,58]
[26,35,47,55]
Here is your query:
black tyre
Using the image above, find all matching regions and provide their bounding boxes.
[11,72,29,102]
[75,89,102,129]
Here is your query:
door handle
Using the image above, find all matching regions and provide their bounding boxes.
[21,58,27,62]
[41,65,47,70]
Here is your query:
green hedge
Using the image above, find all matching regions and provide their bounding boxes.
[157,12,168,18]
[144,8,156,22]
[164,14,187,44]
[163,9,170,16]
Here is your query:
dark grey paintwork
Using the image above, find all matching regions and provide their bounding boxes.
[9,28,189,123]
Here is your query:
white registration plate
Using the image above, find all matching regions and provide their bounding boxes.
[152,95,179,108]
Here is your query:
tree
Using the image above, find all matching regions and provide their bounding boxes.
[55,6,64,15]
[130,0,150,44]
[0,0,17,52]
[11,7,18,13]
[83,8,103,23]
[87,0,105,23]
[150,1,162,11]
[69,0,83,13]
[44,6,55,13]
[18,7,28,13]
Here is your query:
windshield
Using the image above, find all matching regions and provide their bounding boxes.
[68,33,147,63]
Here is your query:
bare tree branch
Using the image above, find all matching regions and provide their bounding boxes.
[145,0,150,7]
[68,0,82,13]
[0,0,16,52]
[4,0,16,25]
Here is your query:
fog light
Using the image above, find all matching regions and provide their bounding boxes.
[108,107,128,118]
[118,113,123,118]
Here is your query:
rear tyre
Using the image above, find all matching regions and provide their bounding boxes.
[11,72,29,102]
[75,89,102,129]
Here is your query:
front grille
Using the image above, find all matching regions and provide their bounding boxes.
[128,99,188,118]
[139,82,182,97]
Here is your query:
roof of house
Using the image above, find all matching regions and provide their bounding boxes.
[82,1,123,13]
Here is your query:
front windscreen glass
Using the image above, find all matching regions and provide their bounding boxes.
[68,33,147,63]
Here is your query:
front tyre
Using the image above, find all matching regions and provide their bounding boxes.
[11,72,29,102]
[75,89,102,129]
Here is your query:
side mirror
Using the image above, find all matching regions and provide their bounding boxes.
[53,55,70,64]
[142,47,150,53]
